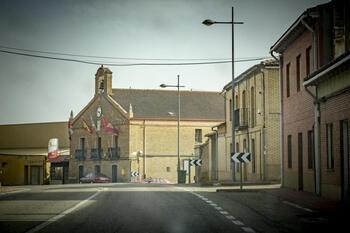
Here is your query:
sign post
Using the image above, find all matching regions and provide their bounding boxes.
[189,159,202,184]
[231,152,251,190]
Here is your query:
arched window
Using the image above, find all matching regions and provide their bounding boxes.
[251,87,255,126]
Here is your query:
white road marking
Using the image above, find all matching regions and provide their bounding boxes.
[241,227,256,233]
[282,201,313,213]
[25,189,104,233]
[232,220,244,226]
[219,211,229,215]
[186,190,258,232]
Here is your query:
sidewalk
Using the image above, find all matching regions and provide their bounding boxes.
[263,188,340,212]
[0,185,29,195]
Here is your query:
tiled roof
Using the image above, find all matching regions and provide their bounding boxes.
[110,89,225,121]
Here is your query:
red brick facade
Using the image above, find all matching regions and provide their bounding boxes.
[281,30,316,193]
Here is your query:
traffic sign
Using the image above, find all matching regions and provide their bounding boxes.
[131,171,139,177]
[189,159,202,166]
[231,152,251,163]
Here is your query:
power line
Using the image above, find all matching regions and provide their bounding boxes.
[0,48,270,66]
[0,45,269,62]
[0,45,230,61]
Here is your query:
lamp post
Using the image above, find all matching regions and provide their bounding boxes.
[160,75,185,184]
[203,7,243,182]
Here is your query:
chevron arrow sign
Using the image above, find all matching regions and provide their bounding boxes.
[131,171,139,177]
[189,159,202,166]
[231,152,251,163]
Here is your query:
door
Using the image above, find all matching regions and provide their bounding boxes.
[30,166,41,185]
[298,132,304,191]
[340,120,349,200]
[78,165,84,182]
[24,166,28,185]
[112,165,118,183]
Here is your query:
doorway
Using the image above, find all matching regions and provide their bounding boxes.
[298,132,304,191]
[340,120,349,200]
[112,165,118,183]
[78,165,84,182]
[30,166,41,185]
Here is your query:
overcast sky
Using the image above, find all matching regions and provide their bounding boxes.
[0,0,329,124]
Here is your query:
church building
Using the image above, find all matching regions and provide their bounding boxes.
[68,66,224,183]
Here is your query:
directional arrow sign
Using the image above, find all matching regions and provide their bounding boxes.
[131,171,139,177]
[189,159,202,166]
[231,152,251,163]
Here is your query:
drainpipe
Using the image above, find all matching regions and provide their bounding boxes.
[270,51,284,186]
[302,18,321,196]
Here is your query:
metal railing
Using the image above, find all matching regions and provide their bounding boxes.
[90,148,103,160]
[107,147,120,160]
[234,108,248,130]
[75,149,86,161]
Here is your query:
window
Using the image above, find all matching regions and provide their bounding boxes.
[296,55,301,92]
[288,135,292,168]
[326,124,334,169]
[79,138,85,150]
[286,63,290,97]
[306,46,312,76]
[250,87,255,127]
[307,130,315,169]
[166,167,171,172]
[113,135,119,148]
[235,95,239,109]
[195,129,202,143]
[98,137,102,157]
[95,165,101,174]
[229,99,232,121]
[251,139,256,173]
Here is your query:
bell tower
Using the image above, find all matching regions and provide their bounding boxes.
[95,65,113,95]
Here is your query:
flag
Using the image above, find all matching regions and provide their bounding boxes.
[82,119,92,134]
[68,110,74,140]
[102,116,119,135]
[90,115,96,134]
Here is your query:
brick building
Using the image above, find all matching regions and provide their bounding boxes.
[270,0,350,200]
[69,66,224,183]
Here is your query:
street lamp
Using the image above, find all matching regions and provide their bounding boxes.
[203,7,243,182]
[160,75,185,184]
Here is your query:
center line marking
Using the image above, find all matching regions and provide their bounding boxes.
[226,215,236,220]
[232,220,244,226]
[215,206,223,210]
[242,227,256,233]
[220,211,229,215]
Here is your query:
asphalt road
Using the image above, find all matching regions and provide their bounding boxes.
[0,183,339,233]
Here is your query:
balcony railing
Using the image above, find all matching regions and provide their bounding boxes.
[234,108,248,130]
[90,148,103,160]
[75,149,86,161]
[108,147,120,160]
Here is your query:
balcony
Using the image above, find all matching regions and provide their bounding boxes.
[90,148,103,160]
[75,149,86,161]
[234,108,248,130]
[108,147,120,160]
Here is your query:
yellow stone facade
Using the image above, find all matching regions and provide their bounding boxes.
[69,66,224,183]
[197,60,281,183]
